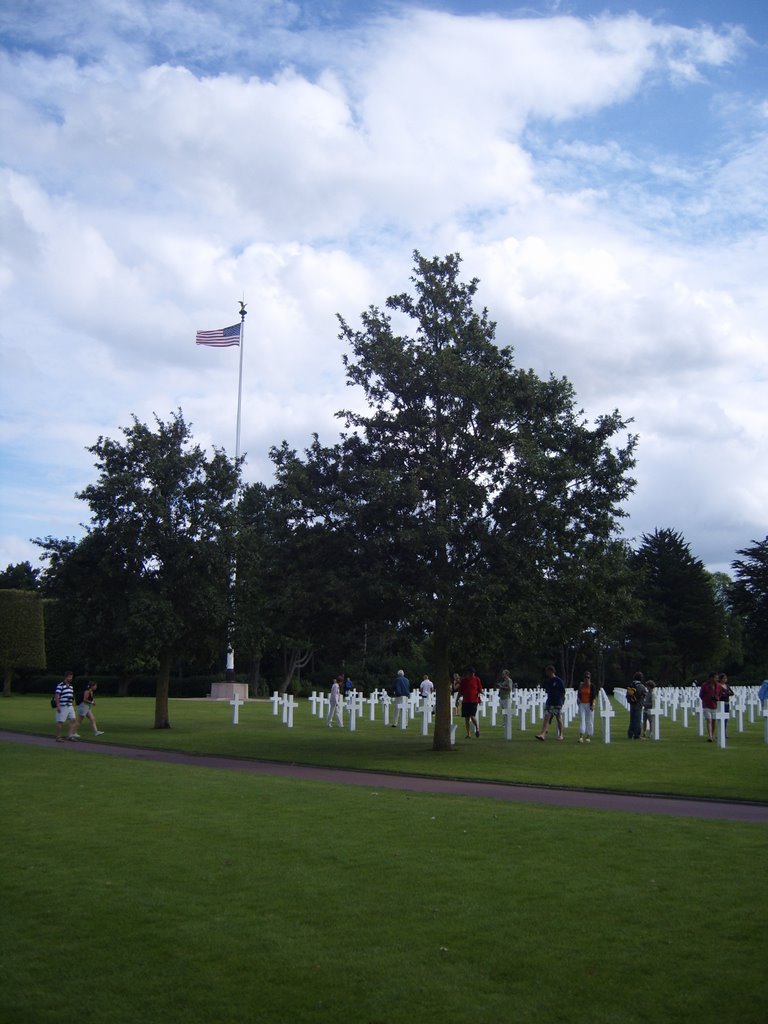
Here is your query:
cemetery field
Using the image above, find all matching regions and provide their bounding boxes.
[1,742,765,1024]
[2,695,767,802]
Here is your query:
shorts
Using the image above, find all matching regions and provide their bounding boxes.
[56,707,76,723]
[461,701,478,719]
[545,703,563,718]
[703,708,716,720]
[77,703,93,717]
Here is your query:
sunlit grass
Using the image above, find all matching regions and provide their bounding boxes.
[1,744,766,1024]
[2,694,767,801]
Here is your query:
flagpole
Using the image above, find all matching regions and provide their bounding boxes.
[235,299,246,461]
[226,300,247,681]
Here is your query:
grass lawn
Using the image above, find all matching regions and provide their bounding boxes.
[1,742,766,1024]
[2,695,767,802]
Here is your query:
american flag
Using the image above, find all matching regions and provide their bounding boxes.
[195,323,241,347]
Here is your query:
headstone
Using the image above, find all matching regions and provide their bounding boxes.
[282,693,298,728]
[648,695,664,741]
[270,691,282,717]
[419,697,432,737]
[502,698,513,741]
[714,701,729,749]
[229,692,244,725]
[599,690,615,744]
[347,693,359,732]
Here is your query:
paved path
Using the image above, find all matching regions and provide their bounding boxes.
[3,730,767,822]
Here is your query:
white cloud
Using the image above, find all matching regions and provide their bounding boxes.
[0,3,765,573]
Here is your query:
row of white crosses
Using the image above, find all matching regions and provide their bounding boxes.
[233,684,768,747]
[612,685,768,749]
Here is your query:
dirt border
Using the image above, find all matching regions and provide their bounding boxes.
[3,730,767,822]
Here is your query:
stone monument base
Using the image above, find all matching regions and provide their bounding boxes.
[209,682,249,701]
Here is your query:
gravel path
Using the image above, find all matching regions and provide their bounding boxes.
[3,729,766,822]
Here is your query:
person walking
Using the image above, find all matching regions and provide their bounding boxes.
[699,672,724,743]
[536,665,566,741]
[457,667,483,738]
[54,671,79,742]
[576,670,597,743]
[641,679,656,739]
[499,669,515,705]
[626,671,648,739]
[718,673,734,737]
[327,675,344,728]
[419,675,434,700]
[451,673,461,716]
[76,681,105,737]
[392,670,411,728]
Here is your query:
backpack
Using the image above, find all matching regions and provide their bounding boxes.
[626,685,638,705]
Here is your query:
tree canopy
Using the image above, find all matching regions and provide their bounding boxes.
[271,252,637,747]
[628,528,726,683]
[730,537,768,673]
[36,411,240,727]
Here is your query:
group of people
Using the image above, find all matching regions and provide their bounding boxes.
[53,671,105,741]
[325,664,761,742]
[697,671,735,742]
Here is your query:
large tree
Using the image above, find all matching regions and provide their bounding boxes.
[271,252,637,748]
[37,411,239,727]
[730,537,768,672]
[629,528,726,683]
[0,562,40,590]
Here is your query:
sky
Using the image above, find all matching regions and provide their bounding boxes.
[1,0,766,576]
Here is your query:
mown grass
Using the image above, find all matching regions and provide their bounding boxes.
[1,743,766,1024]
[2,694,767,801]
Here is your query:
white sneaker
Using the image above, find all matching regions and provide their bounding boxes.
[94,730,104,736]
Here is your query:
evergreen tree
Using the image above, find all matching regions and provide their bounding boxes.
[730,537,768,672]
[630,528,726,682]
[271,253,637,748]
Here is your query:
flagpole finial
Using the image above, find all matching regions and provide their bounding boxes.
[239,300,247,320]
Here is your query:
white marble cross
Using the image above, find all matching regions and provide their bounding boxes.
[419,697,432,737]
[598,690,615,744]
[367,691,380,722]
[270,691,283,717]
[282,693,298,728]
[502,698,513,741]
[346,693,360,732]
[647,695,664,741]
[714,701,729,749]
[230,692,244,725]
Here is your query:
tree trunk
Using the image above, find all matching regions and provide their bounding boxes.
[3,666,12,696]
[431,625,453,751]
[249,653,262,698]
[154,650,172,729]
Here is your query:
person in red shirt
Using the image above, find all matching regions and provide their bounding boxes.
[699,672,725,743]
[457,668,483,738]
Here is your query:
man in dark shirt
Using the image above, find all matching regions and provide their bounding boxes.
[392,669,411,728]
[536,664,566,741]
